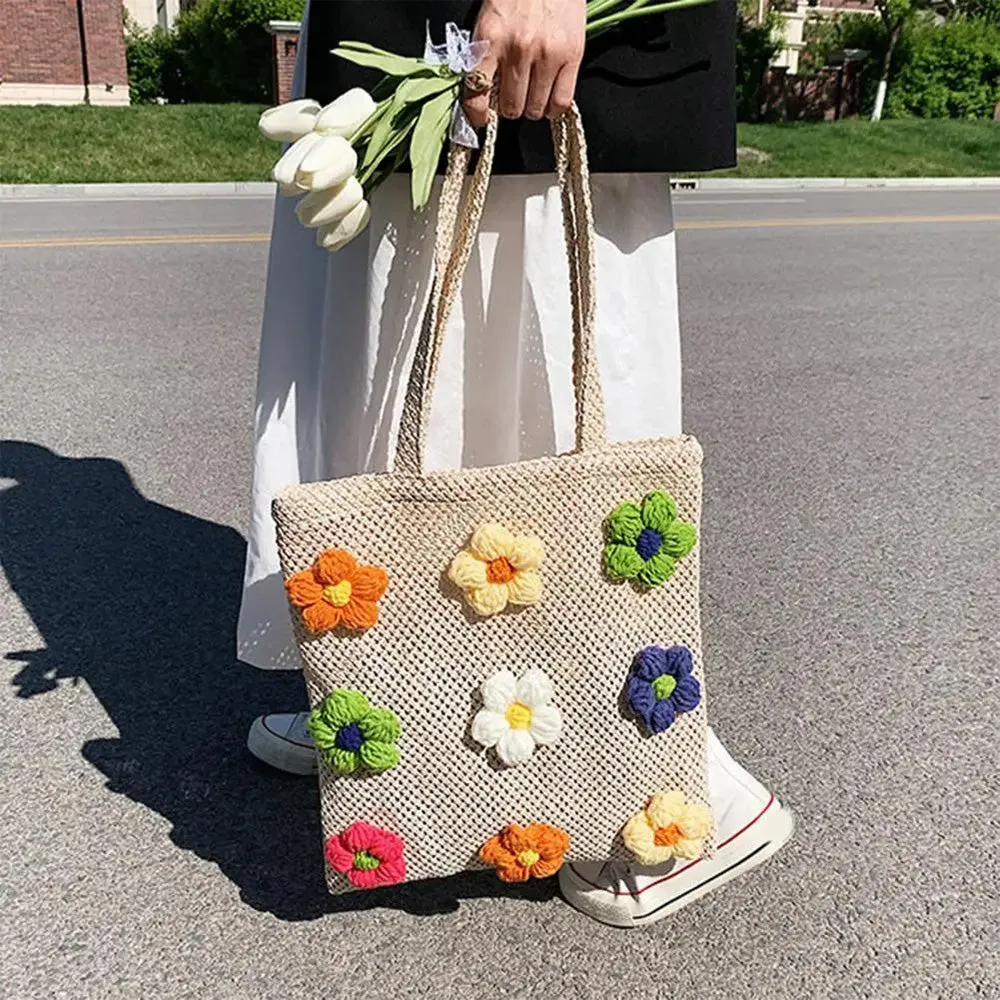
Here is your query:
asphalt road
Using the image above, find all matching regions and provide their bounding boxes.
[2,188,999,1000]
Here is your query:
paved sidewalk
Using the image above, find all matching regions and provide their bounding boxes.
[3,176,1000,200]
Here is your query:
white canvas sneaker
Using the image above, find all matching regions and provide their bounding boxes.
[558,729,794,927]
[247,711,318,775]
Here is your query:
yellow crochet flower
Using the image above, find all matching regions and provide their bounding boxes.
[622,791,713,865]
[448,524,544,617]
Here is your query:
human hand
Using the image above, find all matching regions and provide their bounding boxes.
[464,0,586,125]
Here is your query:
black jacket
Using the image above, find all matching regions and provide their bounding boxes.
[305,0,736,174]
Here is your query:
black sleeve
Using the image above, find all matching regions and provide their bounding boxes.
[307,0,737,174]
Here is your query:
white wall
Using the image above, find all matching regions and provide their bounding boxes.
[771,1,878,75]
[124,0,181,31]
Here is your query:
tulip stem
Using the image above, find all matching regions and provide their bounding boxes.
[586,0,626,17]
[357,114,418,186]
[364,143,409,197]
[350,97,393,145]
[586,0,714,35]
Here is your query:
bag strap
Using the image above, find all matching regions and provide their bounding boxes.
[394,105,606,477]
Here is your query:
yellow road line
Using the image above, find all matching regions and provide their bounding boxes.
[0,232,270,249]
[2,213,999,249]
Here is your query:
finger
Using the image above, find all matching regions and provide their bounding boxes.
[546,59,580,119]
[463,52,498,128]
[498,48,532,120]
[524,58,559,121]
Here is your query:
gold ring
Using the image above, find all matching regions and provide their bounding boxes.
[463,70,492,95]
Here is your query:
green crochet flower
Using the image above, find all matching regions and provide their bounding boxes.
[603,490,697,588]
[308,689,401,776]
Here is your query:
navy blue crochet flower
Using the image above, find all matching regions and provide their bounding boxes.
[626,645,701,734]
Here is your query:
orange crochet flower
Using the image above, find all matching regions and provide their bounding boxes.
[479,823,570,882]
[285,549,388,634]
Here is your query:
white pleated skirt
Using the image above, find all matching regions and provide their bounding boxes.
[236,10,683,670]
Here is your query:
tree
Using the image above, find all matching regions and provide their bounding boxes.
[736,0,782,121]
[871,0,937,120]
[953,0,1000,21]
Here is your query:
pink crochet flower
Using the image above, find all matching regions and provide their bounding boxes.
[325,821,406,889]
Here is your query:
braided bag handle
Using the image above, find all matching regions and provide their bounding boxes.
[395,105,606,476]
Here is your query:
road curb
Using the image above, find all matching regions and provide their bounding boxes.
[671,176,1000,191]
[3,177,1000,199]
[0,181,276,199]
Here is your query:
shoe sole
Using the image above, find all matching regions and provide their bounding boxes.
[560,801,795,929]
[246,716,318,776]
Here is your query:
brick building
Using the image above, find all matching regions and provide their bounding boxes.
[0,0,129,105]
[266,19,300,105]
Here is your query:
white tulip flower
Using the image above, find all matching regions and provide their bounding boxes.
[295,134,358,192]
[314,88,377,138]
[271,131,324,193]
[316,200,371,252]
[295,177,365,229]
[258,99,322,142]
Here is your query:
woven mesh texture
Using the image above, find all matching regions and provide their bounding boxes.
[272,437,709,893]
[271,108,710,894]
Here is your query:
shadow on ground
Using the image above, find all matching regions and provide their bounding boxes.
[1,441,556,920]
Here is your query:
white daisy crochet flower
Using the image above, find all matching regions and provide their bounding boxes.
[471,668,562,766]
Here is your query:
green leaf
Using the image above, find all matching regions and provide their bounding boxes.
[349,96,392,145]
[362,142,409,196]
[357,116,416,186]
[362,75,456,171]
[398,74,460,104]
[362,102,404,171]
[333,43,436,78]
[409,88,456,211]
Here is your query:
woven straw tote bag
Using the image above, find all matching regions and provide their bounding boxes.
[272,107,712,894]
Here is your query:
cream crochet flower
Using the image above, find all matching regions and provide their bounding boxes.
[622,791,713,865]
[471,668,562,766]
[448,523,544,617]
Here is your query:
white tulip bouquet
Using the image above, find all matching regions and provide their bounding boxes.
[258,0,716,251]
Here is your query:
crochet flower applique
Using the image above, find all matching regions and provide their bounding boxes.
[480,823,570,882]
[448,523,544,617]
[622,791,713,865]
[603,490,696,588]
[471,668,562,766]
[285,548,388,633]
[626,644,702,735]
[308,689,401,775]
[325,821,406,889]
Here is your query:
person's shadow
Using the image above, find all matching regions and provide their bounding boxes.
[1,442,556,920]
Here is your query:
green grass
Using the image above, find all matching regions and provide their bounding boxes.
[0,104,275,184]
[726,119,1000,178]
[2,105,1000,184]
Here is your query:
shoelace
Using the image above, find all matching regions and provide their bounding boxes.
[603,858,643,896]
[605,857,679,896]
